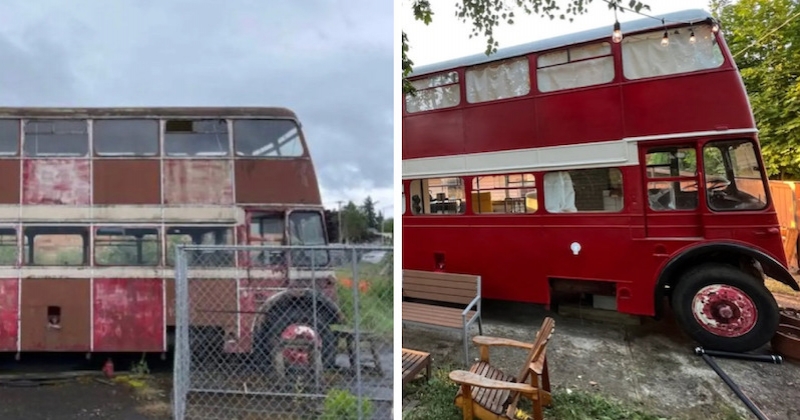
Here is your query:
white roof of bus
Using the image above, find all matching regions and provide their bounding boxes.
[408,8,714,78]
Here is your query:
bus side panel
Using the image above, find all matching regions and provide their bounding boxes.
[402,110,464,160]
[235,159,322,205]
[93,278,164,352]
[0,278,19,351]
[20,279,91,351]
[164,160,233,205]
[23,159,91,205]
[621,71,755,137]
[463,100,537,154]
[536,86,623,148]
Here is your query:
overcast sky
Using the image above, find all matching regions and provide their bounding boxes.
[0,0,394,216]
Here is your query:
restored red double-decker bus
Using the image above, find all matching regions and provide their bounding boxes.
[0,107,336,359]
[401,9,799,351]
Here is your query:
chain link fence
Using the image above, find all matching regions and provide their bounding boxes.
[172,244,394,420]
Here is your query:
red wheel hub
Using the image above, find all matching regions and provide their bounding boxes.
[691,284,757,337]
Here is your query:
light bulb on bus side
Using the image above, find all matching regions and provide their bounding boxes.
[612,21,623,43]
[689,29,696,44]
[661,31,669,47]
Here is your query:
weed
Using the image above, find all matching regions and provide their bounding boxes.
[320,389,373,420]
[130,353,150,376]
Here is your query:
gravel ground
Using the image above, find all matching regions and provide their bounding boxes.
[402,297,800,420]
[0,376,171,420]
[0,354,172,420]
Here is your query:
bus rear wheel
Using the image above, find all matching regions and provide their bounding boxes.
[671,263,779,352]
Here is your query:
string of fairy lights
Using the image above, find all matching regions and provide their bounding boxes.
[602,0,720,46]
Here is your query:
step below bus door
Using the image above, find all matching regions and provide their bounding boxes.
[641,144,704,239]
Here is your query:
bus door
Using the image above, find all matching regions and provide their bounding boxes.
[640,143,704,238]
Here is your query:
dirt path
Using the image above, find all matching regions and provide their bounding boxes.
[402,300,800,420]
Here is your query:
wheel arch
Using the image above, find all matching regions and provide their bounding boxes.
[653,241,799,319]
[252,289,345,335]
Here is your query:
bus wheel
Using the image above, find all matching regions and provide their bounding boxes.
[672,263,779,352]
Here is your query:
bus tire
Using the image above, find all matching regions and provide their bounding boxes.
[254,306,337,371]
[672,263,779,352]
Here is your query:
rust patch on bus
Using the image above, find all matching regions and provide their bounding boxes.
[0,160,19,204]
[0,278,19,351]
[235,159,321,204]
[164,160,233,205]
[20,279,91,351]
[23,160,90,205]
[93,278,164,351]
[94,160,160,205]
[188,279,237,329]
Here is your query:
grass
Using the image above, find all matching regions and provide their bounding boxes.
[402,367,745,420]
[333,260,393,336]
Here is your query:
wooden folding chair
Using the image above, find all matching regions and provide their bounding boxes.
[449,317,555,420]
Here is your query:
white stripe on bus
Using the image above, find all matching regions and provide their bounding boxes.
[402,128,757,179]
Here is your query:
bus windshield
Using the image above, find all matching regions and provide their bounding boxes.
[703,139,768,211]
[288,210,329,266]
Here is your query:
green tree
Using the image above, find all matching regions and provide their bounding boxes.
[403,0,650,94]
[361,196,379,230]
[341,201,370,243]
[713,0,800,179]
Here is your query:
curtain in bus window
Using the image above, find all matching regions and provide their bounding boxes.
[537,56,614,93]
[465,57,530,103]
[621,25,724,80]
[543,172,577,212]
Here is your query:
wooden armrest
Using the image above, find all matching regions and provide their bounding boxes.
[449,370,537,393]
[529,348,547,375]
[472,336,533,350]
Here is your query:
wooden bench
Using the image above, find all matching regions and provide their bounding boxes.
[402,269,483,365]
[449,317,556,420]
[402,348,432,386]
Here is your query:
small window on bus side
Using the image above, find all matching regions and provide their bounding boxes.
[409,177,465,215]
[466,57,531,103]
[622,24,724,80]
[94,119,159,157]
[703,140,768,212]
[0,120,19,157]
[95,227,160,266]
[472,173,537,214]
[543,168,623,213]
[0,227,17,266]
[166,226,234,267]
[537,42,614,93]
[23,119,89,157]
[24,227,88,266]
[233,119,305,157]
[405,71,460,113]
[645,147,698,211]
[164,119,229,157]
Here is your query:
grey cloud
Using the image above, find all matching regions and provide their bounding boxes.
[0,0,393,200]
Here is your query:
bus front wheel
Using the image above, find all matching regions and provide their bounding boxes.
[672,263,779,353]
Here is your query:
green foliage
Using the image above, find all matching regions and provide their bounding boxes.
[321,389,373,420]
[402,0,650,94]
[330,196,389,244]
[714,0,800,179]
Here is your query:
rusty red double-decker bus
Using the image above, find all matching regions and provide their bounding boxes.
[0,107,334,358]
[401,9,800,351]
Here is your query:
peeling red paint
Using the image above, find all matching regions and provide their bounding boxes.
[23,159,91,205]
[0,279,19,351]
[164,160,233,204]
[93,279,164,352]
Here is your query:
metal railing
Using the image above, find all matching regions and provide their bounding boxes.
[172,244,394,420]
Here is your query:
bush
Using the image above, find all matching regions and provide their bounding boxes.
[321,389,373,420]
